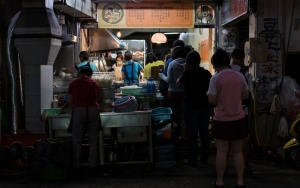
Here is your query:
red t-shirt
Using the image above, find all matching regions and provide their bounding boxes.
[68,76,99,109]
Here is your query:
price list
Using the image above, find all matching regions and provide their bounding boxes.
[125,2,194,28]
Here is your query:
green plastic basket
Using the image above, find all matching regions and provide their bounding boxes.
[135,94,156,102]
[120,87,142,95]
[43,108,62,116]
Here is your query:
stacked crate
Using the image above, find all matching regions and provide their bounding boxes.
[152,107,176,168]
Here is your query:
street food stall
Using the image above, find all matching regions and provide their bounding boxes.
[47,71,165,166]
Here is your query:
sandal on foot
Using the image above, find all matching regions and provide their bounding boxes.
[237,185,246,188]
[212,181,224,188]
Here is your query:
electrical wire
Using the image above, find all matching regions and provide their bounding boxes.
[277,0,296,94]
[253,79,261,146]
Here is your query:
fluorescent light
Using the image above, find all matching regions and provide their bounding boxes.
[164,32,180,35]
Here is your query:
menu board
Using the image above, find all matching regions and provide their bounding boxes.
[98,2,194,28]
[221,0,248,26]
[199,39,209,62]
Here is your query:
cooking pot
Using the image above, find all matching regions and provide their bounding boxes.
[21,146,34,164]
[10,142,23,159]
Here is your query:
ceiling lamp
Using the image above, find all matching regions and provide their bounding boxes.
[117,30,121,38]
[151,32,167,44]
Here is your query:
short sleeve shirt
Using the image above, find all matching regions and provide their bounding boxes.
[77,62,98,74]
[144,60,165,78]
[179,67,212,110]
[207,69,249,121]
[68,76,99,109]
[121,61,143,84]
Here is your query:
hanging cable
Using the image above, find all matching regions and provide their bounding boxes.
[277,0,296,94]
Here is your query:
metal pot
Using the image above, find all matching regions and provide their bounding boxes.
[108,151,117,162]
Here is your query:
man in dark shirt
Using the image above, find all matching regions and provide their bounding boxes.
[177,51,212,166]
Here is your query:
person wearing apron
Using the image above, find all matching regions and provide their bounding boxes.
[121,52,144,85]
[67,66,100,169]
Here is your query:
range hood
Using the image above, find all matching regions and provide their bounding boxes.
[62,34,77,46]
[82,28,128,52]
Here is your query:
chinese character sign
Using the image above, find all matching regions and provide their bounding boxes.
[98,2,194,28]
[256,16,283,102]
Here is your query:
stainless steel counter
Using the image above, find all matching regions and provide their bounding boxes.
[48,112,153,166]
[99,111,153,165]
[48,114,72,138]
[100,111,151,128]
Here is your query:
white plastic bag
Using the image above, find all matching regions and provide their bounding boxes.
[277,116,289,138]
[269,76,300,109]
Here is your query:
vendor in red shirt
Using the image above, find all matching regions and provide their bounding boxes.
[67,65,100,169]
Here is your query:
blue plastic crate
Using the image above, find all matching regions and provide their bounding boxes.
[156,153,174,162]
[152,107,172,121]
[153,130,164,139]
[154,145,175,154]
[152,107,172,115]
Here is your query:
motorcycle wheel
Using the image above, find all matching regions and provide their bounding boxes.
[285,146,300,170]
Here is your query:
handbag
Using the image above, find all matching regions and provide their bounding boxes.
[159,79,169,98]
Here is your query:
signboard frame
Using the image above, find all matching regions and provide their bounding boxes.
[221,0,249,26]
[98,2,194,28]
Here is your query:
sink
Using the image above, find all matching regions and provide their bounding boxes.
[100,111,152,128]
[53,86,69,93]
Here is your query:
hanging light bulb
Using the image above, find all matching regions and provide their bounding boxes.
[151,31,167,44]
[117,30,121,38]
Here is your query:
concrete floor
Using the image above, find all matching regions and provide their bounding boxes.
[1,146,300,188]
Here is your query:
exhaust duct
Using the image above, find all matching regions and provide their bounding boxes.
[82,28,128,52]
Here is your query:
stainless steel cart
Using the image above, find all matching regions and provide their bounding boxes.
[99,111,153,165]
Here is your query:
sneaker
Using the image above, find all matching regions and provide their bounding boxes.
[244,164,253,175]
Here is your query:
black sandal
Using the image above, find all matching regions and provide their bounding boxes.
[212,181,224,188]
[237,185,246,188]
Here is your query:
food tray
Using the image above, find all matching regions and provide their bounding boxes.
[92,72,114,77]
[120,87,142,95]
[155,161,176,169]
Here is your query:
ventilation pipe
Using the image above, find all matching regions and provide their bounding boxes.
[3,12,23,134]
[12,0,62,134]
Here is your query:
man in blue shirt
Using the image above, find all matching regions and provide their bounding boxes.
[164,39,185,76]
[122,52,144,85]
[61,51,98,76]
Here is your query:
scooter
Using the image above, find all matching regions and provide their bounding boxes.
[283,114,300,170]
